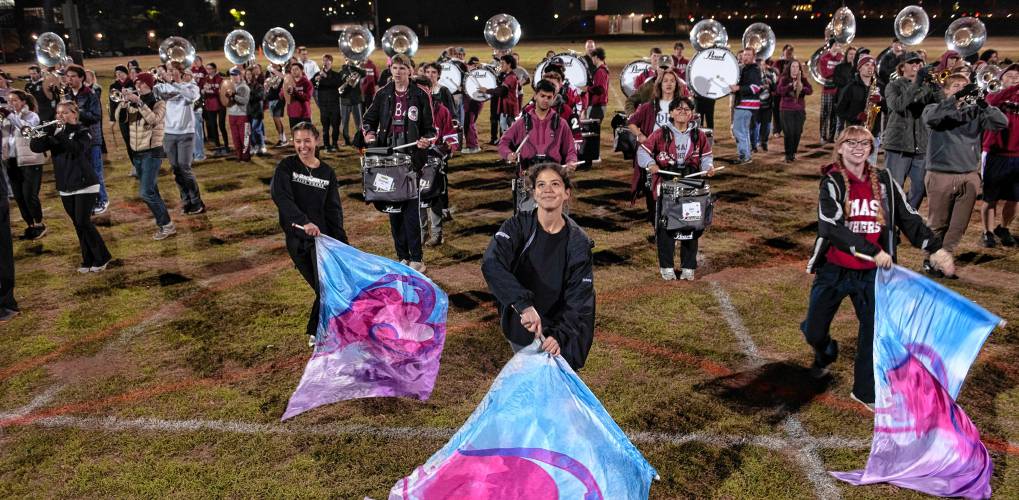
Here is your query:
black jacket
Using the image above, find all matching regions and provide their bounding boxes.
[30,123,96,193]
[361,81,436,148]
[481,211,596,370]
[807,165,942,273]
[247,81,265,118]
[269,155,348,244]
[831,61,855,92]
[314,68,343,107]
[835,74,871,125]
[338,63,367,103]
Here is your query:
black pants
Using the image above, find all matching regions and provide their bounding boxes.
[5,159,44,226]
[389,200,423,262]
[800,263,876,403]
[0,173,16,312]
[695,95,715,130]
[320,103,341,148]
[771,98,783,133]
[286,236,320,338]
[204,108,229,149]
[781,110,806,161]
[60,193,112,268]
[588,105,605,120]
[656,227,701,269]
[489,98,501,143]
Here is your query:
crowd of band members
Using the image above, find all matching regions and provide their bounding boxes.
[1,38,1018,320]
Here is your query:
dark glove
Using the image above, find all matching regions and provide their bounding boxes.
[977,98,989,109]
[956,83,979,100]
[0,107,11,118]
[916,65,929,83]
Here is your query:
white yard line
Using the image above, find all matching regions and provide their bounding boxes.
[709,282,762,363]
[0,385,64,420]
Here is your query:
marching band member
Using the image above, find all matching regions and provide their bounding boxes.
[831,45,859,138]
[65,65,108,215]
[189,56,209,161]
[314,54,343,153]
[803,126,954,411]
[980,64,1019,248]
[117,72,177,240]
[776,59,813,162]
[752,57,777,153]
[202,62,230,156]
[628,69,684,225]
[423,63,455,119]
[265,64,288,147]
[835,54,878,129]
[156,62,206,215]
[270,122,348,347]
[30,101,113,273]
[730,48,763,164]
[671,42,689,81]
[818,42,844,144]
[498,79,577,170]
[414,75,458,248]
[337,55,367,148]
[297,47,321,103]
[921,74,1008,277]
[481,55,520,142]
[882,52,940,210]
[481,162,595,370]
[772,44,794,136]
[636,97,715,281]
[24,65,56,122]
[1,90,46,239]
[224,68,251,162]
[108,65,135,164]
[586,48,609,121]
[0,159,16,322]
[361,53,436,273]
[245,65,268,157]
[462,56,484,154]
[283,62,314,132]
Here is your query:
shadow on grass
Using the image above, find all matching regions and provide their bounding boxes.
[697,361,833,423]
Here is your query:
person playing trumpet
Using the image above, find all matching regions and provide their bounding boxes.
[980,64,1019,248]
[1,90,47,240]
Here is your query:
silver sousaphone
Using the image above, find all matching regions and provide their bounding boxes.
[382,25,419,58]
[262,27,296,66]
[159,36,197,67]
[742,23,776,60]
[945,16,987,58]
[484,13,521,52]
[808,6,856,85]
[35,32,66,67]
[338,25,375,93]
[224,29,256,65]
[690,19,729,52]
[894,5,930,46]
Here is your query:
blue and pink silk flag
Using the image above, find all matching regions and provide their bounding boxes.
[390,342,658,499]
[832,266,1001,498]
[282,235,447,420]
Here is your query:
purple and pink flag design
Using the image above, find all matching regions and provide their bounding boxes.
[389,343,658,499]
[832,266,1001,498]
[282,235,447,420]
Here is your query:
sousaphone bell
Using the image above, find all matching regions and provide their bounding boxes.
[945,17,986,58]
[894,5,930,46]
[224,29,256,65]
[338,25,376,62]
[484,14,521,52]
[690,19,728,52]
[742,23,776,60]
[830,7,856,44]
[34,32,66,68]
[262,27,297,66]
[382,25,419,58]
[159,36,196,66]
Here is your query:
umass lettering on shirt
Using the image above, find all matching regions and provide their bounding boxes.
[826,167,883,270]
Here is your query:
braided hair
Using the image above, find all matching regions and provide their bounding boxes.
[832,125,885,227]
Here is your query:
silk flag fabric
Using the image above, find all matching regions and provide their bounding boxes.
[831,266,1000,498]
[282,235,447,420]
[390,342,658,499]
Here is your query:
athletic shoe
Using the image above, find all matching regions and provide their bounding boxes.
[810,339,838,378]
[461,147,481,154]
[850,392,875,413]
[193,155,208,161]
[153,222,177,240]
[410,261,427,273]
[441,209,453,222]
[425,234,443,247]
[29,224,47,240]
[185,204,206,215]
[922,259,944,278]
[659,268,676,281]
[399,259,409,266]
[19,227,33,240]
[89,260,110,273]
[679,268,695,281]
[92,200,110,215]
[981,231,997,248]
[308,335,316,348]
[994,226,1016,247]
[0,308,19,322]
[77,266,91,274]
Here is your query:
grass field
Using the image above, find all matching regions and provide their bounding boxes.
[1,37,1018,498]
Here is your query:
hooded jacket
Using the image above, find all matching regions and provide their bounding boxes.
[117,94,165,153]
[30,123,96,193]
[154,82,200,135]
[807,162,942,273]
[922,96,1008,173]
[481,211,595,370]
[635,123,713,199]
[881,74,941,155]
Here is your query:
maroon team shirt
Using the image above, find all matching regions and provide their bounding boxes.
[825,166,882,270]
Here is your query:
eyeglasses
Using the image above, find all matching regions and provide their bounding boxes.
[842,139,872,149]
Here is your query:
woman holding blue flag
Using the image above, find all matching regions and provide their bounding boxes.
[803,125,955,411]
[481,163,596,370]
[270,122,348,347]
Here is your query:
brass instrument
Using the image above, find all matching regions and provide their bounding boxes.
[865,77,881,129]
[262,28,297,66]
[689,19,728,52]
[742,23,776,60]
[35,32,66,68]
[264,68,284,90]
[337,25,375,94]
[484,14,521,52]
[945,17,986,58]
[20,120,62,139]
[159,37,197,66]
[224,30,256,65]
[381,25,419,58]
[894,6,929,46]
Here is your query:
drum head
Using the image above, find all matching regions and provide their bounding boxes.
[534,53,589,89]
[464,68,498,102]
[439,62,462,93]
[620,60,652,97]
[687,49,740,99]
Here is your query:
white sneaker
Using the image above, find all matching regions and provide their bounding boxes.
[680,268,695,281]
[92,200,110,215]
[308,335,316,348]
[659,268,676,281]
[410,261,427,273]
[90,261,110,273]
[399,259,409,266]
[153,222,177,240]
[850,392,875,413]
[77,266,91,274]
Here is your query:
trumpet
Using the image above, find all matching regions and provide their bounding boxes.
[109,88,138,103]
[20,120,62,139]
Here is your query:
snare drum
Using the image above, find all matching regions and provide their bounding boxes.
[439,62,463,94]
[418,156,445,202]
[686,48,740,99]
[619,60,653,97]
[534,53,589,89]
[512,176,536,215]
[658,180,713,232]
[362,153,418,204]
[464,68,498,102]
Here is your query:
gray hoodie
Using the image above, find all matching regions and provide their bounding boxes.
[922,97,1007,174]
[226,81,250,117]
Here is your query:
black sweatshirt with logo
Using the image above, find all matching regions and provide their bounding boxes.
[270,155,348,243]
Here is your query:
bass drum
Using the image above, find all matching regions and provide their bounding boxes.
[807,46,827,86]
[464,67,499,102]
[534,53,589,89]
[620,60,653,97]
[439,61,462,94]
[686,48,740,99]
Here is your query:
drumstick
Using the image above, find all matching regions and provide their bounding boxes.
[684,166,725,178]
[392,137,438,151]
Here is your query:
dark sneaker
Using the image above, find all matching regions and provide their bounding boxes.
[19,227,33,240]
[811,339,838,378]
[994,226,1016,247]
[923,259,945,278]
[981,231,997,248]
[850,392,875,413]
[29,224,47,240]
[0,308,19,322]
[441,209,453,222]
[188,204,207,215]
[424,234,443,247]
